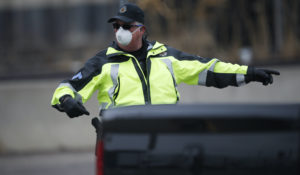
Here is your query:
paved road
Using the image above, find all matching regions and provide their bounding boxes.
[0,151,95,175]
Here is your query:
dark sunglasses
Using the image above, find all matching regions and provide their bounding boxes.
[112,23,143,30]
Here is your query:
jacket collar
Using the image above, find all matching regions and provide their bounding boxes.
[147,42,167,57]
[106,40,166,58]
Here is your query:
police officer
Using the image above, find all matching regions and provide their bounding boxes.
[51,3,280,118]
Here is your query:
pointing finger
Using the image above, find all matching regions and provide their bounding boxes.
[263,69,280,75]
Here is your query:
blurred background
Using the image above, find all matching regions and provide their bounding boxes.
[0,0,299,174]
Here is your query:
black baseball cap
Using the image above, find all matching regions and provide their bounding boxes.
[107,3,144,24]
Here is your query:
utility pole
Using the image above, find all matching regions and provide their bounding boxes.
[274,0,283,54]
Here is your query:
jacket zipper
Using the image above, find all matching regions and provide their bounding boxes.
[113,77,120,102]
[131,56,150,104]
[145,56,151,104]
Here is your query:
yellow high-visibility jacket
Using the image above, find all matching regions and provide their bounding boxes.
[51,40,248,110]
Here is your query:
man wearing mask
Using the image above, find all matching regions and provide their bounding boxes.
[51,3,280,118]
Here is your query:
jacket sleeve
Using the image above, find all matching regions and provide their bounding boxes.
[167,46,248,88]
[51,54,103,109]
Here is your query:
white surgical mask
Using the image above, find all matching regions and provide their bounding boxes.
[116,26,140,46]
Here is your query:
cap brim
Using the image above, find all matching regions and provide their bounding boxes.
[107,15,134,23]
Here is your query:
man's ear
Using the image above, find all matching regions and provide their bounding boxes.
[140,26,146,33]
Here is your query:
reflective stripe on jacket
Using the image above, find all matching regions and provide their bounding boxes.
[51,40,248,110]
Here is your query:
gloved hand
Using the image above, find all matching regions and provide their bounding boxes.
[59,95,90,118]
[245,66,280,86]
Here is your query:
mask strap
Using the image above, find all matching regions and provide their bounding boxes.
[132,27,141,34]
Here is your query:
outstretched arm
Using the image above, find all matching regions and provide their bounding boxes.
[51,54,103,117]
[167,46,280,88]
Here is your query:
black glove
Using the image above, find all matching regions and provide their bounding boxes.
[245,66,280,86]
[59,95,90,118]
